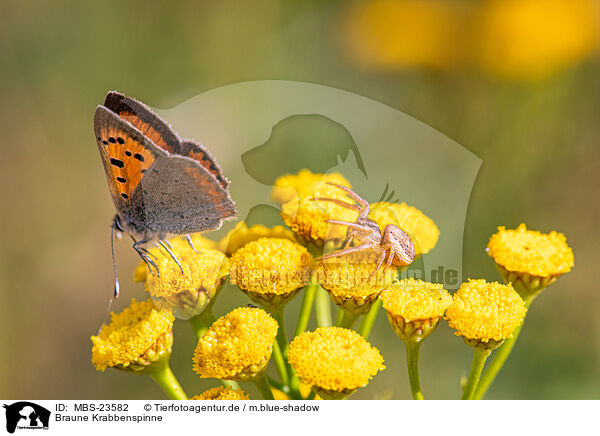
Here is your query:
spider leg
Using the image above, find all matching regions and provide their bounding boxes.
[324,219,373,231]
[325,182,370,217]
[319,242,377,261]
[310,196,360,212]
[185,234,200,253]
[157,240,184,274]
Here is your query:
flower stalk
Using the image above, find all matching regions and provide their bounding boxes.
[253,374,275,400]
[358,298,382,339]
[473,296,534,399]
[149,363,187,400]
[405,341,424,400]
[461,347,490,400]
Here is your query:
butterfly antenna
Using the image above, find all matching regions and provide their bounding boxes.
[98,296,115,336]
[110,221,120,298]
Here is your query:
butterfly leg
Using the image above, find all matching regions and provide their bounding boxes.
[133,238,160,276]
[157,240,185,274]
[185,234,200,253]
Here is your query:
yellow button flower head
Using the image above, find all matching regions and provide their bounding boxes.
[476,0,600,81]
[218,221,297,256]
[289,327,385,400]
[369,201,439,256]
[487,224,574,299]
[316,251,397,315]
[91,299,175,373]
[193,307,278,381]
[271,169,352,205]
[133,234,218,282]
[277,170,358,246]
[381,279,452,343]
[445,279,527,350]
[145,245,229,319]
[229,237,314,310]
[190,386,250,400]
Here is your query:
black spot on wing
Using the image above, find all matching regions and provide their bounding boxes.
[110,158,124,168]
[134,153,145,162]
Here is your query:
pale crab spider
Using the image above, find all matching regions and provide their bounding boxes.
[311,183,416,272]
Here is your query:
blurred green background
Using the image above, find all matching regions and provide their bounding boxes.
[1,0,598,400]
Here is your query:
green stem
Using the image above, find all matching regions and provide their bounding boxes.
[189,308,216,339]
[253,374,275,400]
[336,309,359,329]
[295,282,317,337]
[149,363,188,400]
[358,299,382,339]
[473,297,534,400]
[315,285,332,327]
[271,338,289,386]
[271,307,289,357]
[405,341,424,400]
[220,379,241,389]
[461,348,490,400]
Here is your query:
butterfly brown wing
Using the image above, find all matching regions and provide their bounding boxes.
[180,139,230,189]
[103,91,182,155]
[94,106,168,208]
[129,155,237,236]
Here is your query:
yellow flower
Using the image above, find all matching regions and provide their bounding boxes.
[316,251,397,315]
[381,279,452,343]
[340,0,464,71]
[229,237,315,310]
[369,202,439,256]
[190,386,250,400]
[193,307,278,381]
[487,224,574,299]
[277,170,358,246]
[218,221,297,256]
[91,299,174,373]
[445,279,527,349]
[145,247,229,319]
[288,327,385,399]
[271,169,352,205]
[133,234,219,282]
[476,0,600,80]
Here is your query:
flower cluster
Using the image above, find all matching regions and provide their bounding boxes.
[91,168,573,401]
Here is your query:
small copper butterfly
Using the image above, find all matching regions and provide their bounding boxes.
[94,91,237,296]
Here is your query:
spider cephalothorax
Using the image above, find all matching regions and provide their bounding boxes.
[311,183,415,272]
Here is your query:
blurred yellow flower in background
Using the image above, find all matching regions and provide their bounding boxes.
[369,201,439,256]
[91,299,174,373]
[341,0,464,70]
[476,0,600,80]
[190,386,250,400]
[192,307,278,381]
[340,0,600,80]
[289,327,385,399]
[445,279,526,347]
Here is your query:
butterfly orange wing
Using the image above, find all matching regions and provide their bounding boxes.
[103,91,182,155]
[94,106,167,204]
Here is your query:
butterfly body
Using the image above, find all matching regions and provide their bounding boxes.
[94,91,237,294]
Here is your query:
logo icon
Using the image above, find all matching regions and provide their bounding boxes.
[3,402,50,433]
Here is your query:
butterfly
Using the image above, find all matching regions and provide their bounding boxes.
[94,91,237,296]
